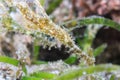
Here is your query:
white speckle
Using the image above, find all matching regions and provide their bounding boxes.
[83,72,86,75]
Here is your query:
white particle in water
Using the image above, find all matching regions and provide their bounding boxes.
[83,72,86,75]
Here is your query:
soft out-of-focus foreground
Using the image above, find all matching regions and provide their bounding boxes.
[0,0,120,80]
